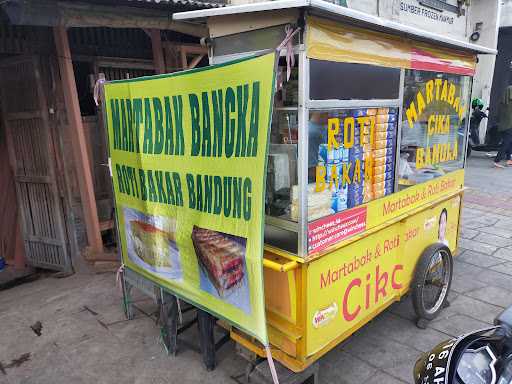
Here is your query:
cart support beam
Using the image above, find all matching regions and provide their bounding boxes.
[263,259,299,272]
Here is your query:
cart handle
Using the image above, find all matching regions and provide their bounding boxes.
[263,258,299,272]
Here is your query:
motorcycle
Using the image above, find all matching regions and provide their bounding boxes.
[414,305,512,384]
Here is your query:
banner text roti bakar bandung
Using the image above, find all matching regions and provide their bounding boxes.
[103,53,276,345]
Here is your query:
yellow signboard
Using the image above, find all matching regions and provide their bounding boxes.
[310,169,464,256]
[103,53,277,344]
[306,193,461,355]
[366,168,464,227]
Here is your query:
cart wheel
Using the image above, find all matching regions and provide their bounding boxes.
[412,244,453,323]
[467,144,472,158]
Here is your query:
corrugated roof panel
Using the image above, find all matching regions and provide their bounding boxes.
[128,0,225,9]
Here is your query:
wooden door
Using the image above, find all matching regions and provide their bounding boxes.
[0,56,71,272]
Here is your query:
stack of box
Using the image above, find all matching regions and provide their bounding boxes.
[318,128,350,214]
[346,108,397,207]
[335,146,349,212]
[348,108,372,207]
[310,107,397,217]
[361,108,377,204]
[371,108,396,199]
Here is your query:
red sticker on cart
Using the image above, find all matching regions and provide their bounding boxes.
[308,207,367,254]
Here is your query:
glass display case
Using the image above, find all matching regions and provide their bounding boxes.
[208,19,471,259]
[262,58,470,258]
[306,107,399,222]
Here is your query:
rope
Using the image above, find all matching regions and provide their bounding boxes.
[265,345,280,384]
[115,263,125,294]
[276,25,300,82]
[93,73,106,106]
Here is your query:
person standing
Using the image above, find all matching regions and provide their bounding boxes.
[494,86,512,168]
[469,98,488,146]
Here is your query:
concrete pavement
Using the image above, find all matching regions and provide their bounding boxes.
[1,152,512,384]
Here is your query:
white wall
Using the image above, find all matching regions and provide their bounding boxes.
[501,0,512,28]
[468,0,500,141]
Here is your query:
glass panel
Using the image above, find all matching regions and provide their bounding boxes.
[303,108,398,221]
[265,60,299,223]
[264,225,298,254]
[399,70,471,188]
[309,60,401,100]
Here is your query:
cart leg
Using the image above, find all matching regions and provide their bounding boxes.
[160,292,179,356]
[197,309,216,371]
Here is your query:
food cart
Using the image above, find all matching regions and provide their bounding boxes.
[169,0,495,373]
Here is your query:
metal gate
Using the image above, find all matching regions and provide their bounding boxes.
[0,56,71,272]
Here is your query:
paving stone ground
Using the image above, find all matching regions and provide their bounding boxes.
[1,152,512,384]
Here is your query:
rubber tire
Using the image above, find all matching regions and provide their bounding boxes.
[411,243,453,321]
[467,144,472,158]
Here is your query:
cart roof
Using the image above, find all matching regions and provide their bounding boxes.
[173,0,496,55]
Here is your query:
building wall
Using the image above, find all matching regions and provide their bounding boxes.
[346,0,470,39]
[502,0,512,28]
[468,0,500,141]
[228,0,497,43]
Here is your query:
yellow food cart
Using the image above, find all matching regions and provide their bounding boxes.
[174,0,495,372]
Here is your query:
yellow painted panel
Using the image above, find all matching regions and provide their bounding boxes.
[305,195,461,355]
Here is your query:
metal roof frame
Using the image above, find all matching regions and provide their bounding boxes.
[173,0,496,55]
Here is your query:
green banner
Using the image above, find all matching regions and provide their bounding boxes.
[104,53,276,344]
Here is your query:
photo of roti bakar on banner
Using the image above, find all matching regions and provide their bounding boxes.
[192,226,250,313]
[124,207,182,280]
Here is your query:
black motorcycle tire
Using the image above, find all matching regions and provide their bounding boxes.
[412,244,453,321]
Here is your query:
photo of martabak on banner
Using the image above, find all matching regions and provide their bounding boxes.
[103,53,276,345]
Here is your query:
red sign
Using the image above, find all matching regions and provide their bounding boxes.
[308,207,367,254]
[411,48,475,76]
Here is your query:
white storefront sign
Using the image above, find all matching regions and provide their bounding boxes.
[398,0,467,39]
